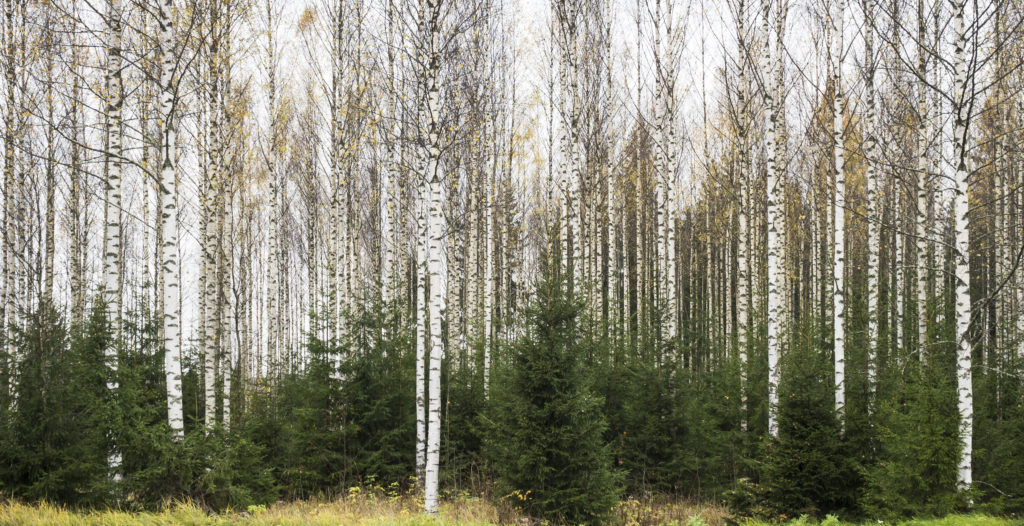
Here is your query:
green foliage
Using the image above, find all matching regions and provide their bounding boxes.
[337,304,416,488]
[863,346,961,520]
[0,277,1021,522]
[240,300,415,501]
[974,352,1024,515]
[0,302,113,506]
[442,344,487,490]
[481,273,622,525]
[729,322,863,521]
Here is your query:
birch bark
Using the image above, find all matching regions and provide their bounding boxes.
[951,0,973,489]
[158,0,184,440]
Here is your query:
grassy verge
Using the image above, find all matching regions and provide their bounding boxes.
[0,497,1017,526]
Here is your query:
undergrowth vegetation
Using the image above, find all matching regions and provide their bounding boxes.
[0,496,1016,526]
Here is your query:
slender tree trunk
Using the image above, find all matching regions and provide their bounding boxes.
[916,0,930,360]
[421,0,445,513]
[3,0,16,365]
[42,41,55,304]
[221,165,232,429]
[103,0,125,475]
[204,4,220,425]
[736,0,750,430]
[951,0,972,490]
[266,0,281,372]
[415,164,428,484]
[158,0,184,441]
[484,146,494,394]
[69,37,85,327]
[864,0,880,409]
[765,0,783,438]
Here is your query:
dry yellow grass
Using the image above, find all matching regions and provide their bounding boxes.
[612,496,730,526]
[0,495,502,526]
[0,497,1017,526]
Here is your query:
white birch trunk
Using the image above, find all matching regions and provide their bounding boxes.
[204,24,220,426]
[895,207,905,352]
[484,161,494,394]
[328,0,341,341]
[951,0,972,490]
[654,0,667,341]
[158,0,184,441]
[266,0,282,370]
[420,0,445,513]
[831,0,847,429]
[736,0,750,430]
[415,131,429,487]
[916,0,930,359]
[103,0,124,476]
[3,0,15,361]
[864,0,879,408]
[220,99,232,428]
[69,36,85,327]
[764,0,783,438]
[663,1,678,342]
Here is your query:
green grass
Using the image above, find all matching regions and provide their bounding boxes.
[0,499,1017,526]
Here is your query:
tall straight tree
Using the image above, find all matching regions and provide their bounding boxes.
[158,0,184,441]
[732,0,752,430]
[3,0,16,362]
[915,0,930,360]
[68,19,87,328]
[950,0,972,491]
[102,0,125,475]
[764,0,783,438]
[418,0,447,513]
[831,0,846,430]
[202,0,222,428]
[553,0,582,278]
[862,0,879,407]
[265,0,282,371]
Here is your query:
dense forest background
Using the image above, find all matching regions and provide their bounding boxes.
[1,0,1024,521]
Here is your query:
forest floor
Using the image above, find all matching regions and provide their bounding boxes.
[0,496,1018,526]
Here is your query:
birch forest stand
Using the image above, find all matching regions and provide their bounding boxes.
[1,0,1024,521]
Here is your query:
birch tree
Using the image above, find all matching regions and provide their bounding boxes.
[831,0,846,429]
[862,0,879,407]
[102,0,125,474]
[265,0,282,371]
[916,0,930,360]
[950,0,972,490]
[764,0,783,438]
[419,0,446,512]
[158,0,184,441]
[733,0,751,430]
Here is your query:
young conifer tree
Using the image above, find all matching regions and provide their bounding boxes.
[482,250,621,525]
